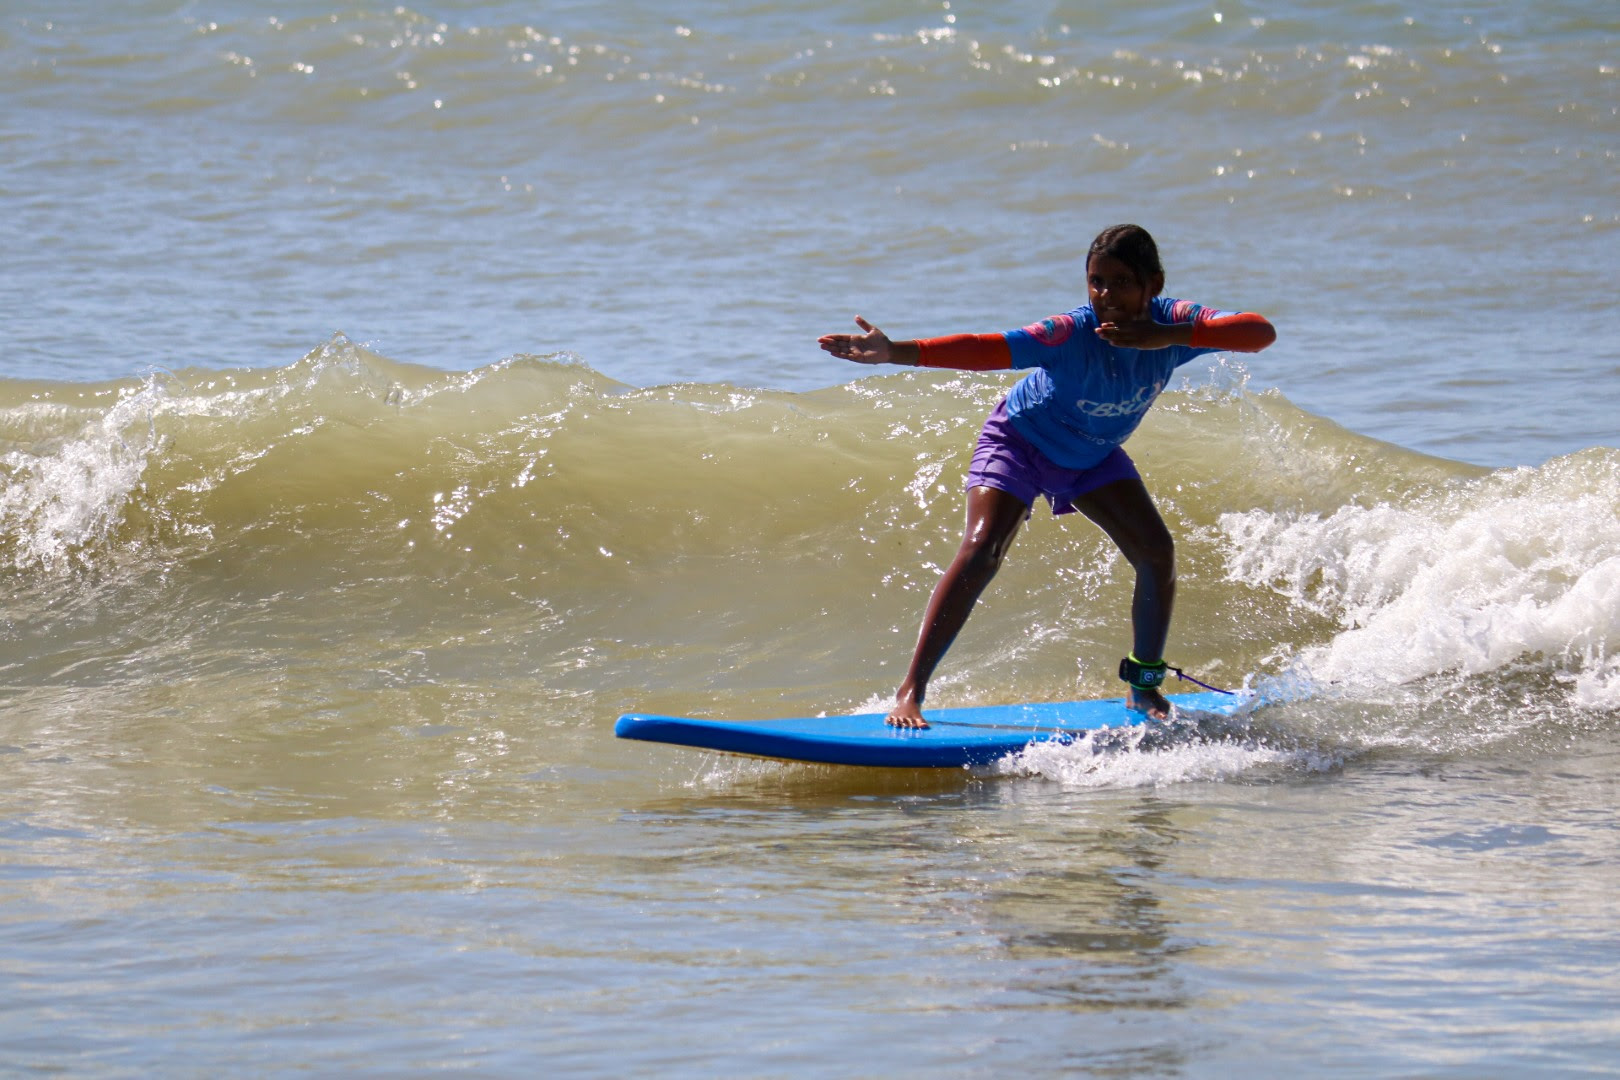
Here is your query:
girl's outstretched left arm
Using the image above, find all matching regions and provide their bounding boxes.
[1189,310,1275,352]
[1096,309,1276,352]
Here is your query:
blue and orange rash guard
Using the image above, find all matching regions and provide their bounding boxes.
[916,298,1273,470]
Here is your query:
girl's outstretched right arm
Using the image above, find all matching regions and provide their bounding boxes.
[819,317,1010,371]
[819,316,916,366]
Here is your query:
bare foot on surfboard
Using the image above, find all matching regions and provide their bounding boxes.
[887,688,929,728]
[1127,686,1171,720]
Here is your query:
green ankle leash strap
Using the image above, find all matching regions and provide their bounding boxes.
[1118,655,1235,696]
[1119,654,1168,691]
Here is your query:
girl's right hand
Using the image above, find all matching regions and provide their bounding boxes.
[818,316,893,365]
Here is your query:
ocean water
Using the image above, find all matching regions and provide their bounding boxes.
[2,1,1618,1075]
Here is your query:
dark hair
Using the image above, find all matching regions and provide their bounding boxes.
[1088,224,1163,286]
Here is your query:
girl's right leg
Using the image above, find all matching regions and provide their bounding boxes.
[888,485,1030,727]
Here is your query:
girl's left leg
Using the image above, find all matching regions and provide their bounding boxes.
[1070,476,1176,718]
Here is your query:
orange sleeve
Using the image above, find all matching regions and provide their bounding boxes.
[1189,311,1276,352]
[915,333,1012,371]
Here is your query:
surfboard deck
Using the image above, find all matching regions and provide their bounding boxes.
[615,690,1248,768]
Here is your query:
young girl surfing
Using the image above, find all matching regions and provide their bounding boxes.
[818,224,1276,727]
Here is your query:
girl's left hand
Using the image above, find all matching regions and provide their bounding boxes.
[1095,317,1180,350]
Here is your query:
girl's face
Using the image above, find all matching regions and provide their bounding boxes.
[1087,253,1164,323]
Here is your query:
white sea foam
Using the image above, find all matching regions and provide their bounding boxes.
[991,717,1339,787]
[0,379,167,571]
[1220,452,1620,710]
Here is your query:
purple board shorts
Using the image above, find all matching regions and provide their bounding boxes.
[966,399,1140,516]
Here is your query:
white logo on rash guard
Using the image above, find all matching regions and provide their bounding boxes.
[1075,380,1164,418]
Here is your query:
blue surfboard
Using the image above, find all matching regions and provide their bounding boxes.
[615,691,1248,768]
